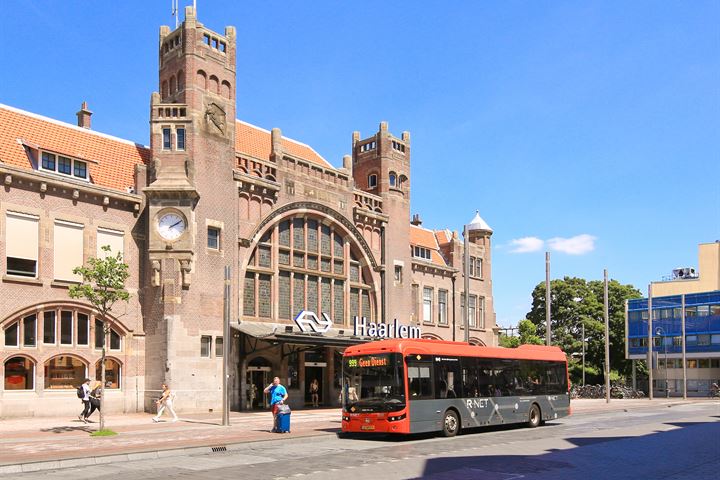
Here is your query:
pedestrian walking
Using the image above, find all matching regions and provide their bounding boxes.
[310,378,319,407]
[85,381,102,422]
[263,376,288,432]
[77,378,91,424]
[152,383,178,423]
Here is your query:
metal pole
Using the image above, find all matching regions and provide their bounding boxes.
[545,252,551,346]
[582,322,586,387]
[604,269,610,403]
[647,284,653,400]
[222,265,231,426]
[681,294,687,400]
[664,339,669,398]
[463,224,470,343]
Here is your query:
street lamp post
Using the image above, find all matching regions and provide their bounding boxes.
[463,211,491,344]
[582,322,586,387]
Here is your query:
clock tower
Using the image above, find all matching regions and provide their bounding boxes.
[143,6,238,411]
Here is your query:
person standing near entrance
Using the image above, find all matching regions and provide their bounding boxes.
[310,378,319,407]
[264,376,288,432]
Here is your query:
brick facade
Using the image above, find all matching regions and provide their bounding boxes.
[0,7,497,417]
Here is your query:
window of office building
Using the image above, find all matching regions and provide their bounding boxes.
[53,220,84,282]
[95,358,121,389]
[4,357,35,390]
[44,355,87,390]
[423,287,433,323]
[5,212,39,278]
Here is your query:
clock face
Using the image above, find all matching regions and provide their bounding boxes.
[157,212,186,241]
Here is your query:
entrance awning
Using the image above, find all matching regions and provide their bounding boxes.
[231,321,373,348]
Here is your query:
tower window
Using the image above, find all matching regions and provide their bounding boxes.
[368,174,377,188]
[176,128,186,151]
[208,227,220,250]
[162,128,172,150]
[389,173,397,187]
[203,34,211,46]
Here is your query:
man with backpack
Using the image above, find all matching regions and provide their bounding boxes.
[77,378,91,423]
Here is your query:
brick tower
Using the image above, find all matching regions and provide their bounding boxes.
[352,122,413,323]
[143,6,238,411]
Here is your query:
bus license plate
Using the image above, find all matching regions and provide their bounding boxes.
[361,425,375,430]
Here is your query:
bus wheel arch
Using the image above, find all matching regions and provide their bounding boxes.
[441,408,461,437]
[527,403,541,428]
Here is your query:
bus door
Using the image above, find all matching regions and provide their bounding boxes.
[406,356,435,433]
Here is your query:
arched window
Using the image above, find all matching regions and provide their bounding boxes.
[177,70,184,91]
[221,80,232,99]
[399,174,408,189]
[209,75,219,94]
[94,318,122,351]
[4,356,35,390]
[244,217,375,325]
[389,172,397,188]
[367,174,377,189]
[95,358,121,389]
[44,355,87,390]
[196,70,207,90]
[169,75,176,94]
[161,80,169,99]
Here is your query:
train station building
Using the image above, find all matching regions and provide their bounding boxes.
[0,7,497,417]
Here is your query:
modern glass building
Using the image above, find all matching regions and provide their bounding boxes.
[626,242,720,396]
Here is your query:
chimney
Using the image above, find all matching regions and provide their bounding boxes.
[76,102,92,129]
[411,213,422,226]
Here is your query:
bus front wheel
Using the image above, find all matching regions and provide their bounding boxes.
[442,410,460,437]
[527,404,541,428]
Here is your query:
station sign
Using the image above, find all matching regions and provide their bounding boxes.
[293,310,421,339]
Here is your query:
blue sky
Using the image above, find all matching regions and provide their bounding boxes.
[1,1,718,327]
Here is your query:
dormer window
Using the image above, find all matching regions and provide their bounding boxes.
[39,151,88,180]
[412,246,432,260]
[368,174,377,189]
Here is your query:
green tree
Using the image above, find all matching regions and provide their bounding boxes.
[69,246,130,432]
[525,276,641,384]
[498,319,543,348]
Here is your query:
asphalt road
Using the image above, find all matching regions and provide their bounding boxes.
[6,402,719,480]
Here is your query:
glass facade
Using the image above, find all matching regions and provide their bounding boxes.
[627,290,720,356]
[243,217,373,324]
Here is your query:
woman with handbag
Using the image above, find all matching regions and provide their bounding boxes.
[152,384,178,423]
[85,381,102,422]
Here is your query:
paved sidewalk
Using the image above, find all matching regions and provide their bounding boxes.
[0,398,713,474]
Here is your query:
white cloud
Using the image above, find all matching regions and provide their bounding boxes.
[547,234,596,255]
[508,236,544,253]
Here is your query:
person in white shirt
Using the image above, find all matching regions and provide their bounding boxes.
[78,378,91,423]
[152,384,178,422]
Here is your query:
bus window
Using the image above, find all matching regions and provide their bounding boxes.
[407,361,433,399]
[545,362,567,394]
[461,357,480,398]
[494,359,523,396]
[478,360,497,396]
[434,356,462,399]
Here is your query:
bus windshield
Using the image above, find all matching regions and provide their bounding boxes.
[342,353,405,412]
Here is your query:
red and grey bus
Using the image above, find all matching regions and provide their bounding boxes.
[341,339,570,436]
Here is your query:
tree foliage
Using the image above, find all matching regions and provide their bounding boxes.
[525,276,641,383]
[499,319,544,348]
[68,246,130,431]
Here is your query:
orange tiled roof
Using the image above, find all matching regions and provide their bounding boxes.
[0,104,151,192]
[409,224,447,267]
[235,120,333,169]
[434,229,454,245]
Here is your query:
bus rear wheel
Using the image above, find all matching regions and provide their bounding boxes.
[442,410,460,437]
[527,404,541,428]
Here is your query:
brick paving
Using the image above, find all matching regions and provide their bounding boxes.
[0,399,710,471]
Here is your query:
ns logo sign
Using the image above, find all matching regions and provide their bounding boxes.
[294,310,333,333]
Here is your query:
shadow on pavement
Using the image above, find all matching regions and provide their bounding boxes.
[40,425,93,434]
[411,420,720,479]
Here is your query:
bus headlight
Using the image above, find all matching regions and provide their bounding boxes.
[342,415,351,422]
[387,413,406,422]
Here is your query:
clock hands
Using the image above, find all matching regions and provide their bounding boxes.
[169,220,183,229]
